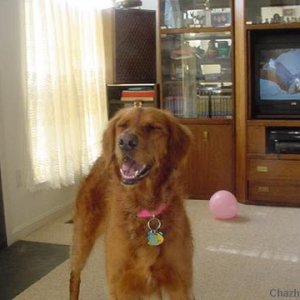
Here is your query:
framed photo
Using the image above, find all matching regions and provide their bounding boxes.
[261,5,298,22]
[211,11,231,27]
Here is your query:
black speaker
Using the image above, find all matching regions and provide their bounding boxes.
[102,8,156,84]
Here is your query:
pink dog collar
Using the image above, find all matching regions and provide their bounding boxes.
[137,203,167,218]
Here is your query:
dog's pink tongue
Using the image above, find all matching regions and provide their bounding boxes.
[122,160,135,172]
[121,160,141,177]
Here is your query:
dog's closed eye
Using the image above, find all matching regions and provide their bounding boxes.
[117,122,128,129]
[144,123,163,132]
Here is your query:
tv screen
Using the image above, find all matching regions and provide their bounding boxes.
[259,48,300,100]
[250,29,300,119]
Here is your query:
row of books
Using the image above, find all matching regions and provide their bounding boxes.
[121,89,156,102]
[164,95,233,118]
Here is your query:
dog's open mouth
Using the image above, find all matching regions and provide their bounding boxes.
[120,156,152,185]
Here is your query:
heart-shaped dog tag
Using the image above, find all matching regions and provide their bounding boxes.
[147,231,164,246]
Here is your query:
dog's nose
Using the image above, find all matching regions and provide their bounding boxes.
[118,133,138,151]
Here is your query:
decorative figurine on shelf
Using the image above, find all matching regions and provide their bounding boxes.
[206,39,218,59]
[256,15,262,24]
[195,46,205,59]
[189,11,206,27]
[272,13,281,23]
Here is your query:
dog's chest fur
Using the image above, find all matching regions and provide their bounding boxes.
[106,198,169,266]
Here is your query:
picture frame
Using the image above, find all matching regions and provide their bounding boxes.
[211,10,231,27]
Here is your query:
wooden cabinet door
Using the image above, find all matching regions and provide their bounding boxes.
[183,124,234,199]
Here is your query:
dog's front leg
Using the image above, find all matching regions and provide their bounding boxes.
[69,212,103,300]
[69,270,81,300]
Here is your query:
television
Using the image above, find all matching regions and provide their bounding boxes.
[250,29,300,119]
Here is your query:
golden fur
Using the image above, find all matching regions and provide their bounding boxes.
[70,107,194,299]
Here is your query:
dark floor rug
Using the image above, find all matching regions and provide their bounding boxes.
[0,240,69,300]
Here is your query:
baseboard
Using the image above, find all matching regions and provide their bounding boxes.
[8,201,73,245]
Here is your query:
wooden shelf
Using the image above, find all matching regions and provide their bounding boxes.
[160,26,232,35]
[180,118,233,125]
[247,153,300,161]
[163,79,232,85]
[245,22,300,31]
[247,119,300,127]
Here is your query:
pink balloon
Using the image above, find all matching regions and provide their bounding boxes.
[209,190,238,219]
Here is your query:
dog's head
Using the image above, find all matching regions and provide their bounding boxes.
[102,107,192,186]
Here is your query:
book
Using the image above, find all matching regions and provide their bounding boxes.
[121,90,155,97]
[211,95,232,118]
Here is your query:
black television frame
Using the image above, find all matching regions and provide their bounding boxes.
[250,29,300,119]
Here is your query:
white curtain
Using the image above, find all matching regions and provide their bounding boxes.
[23,0,110,189]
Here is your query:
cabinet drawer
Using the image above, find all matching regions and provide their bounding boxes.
[248,159,300,180]
[248,180,300,205]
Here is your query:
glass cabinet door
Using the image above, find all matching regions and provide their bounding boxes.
[160,0,232,29]
[161,32,232,118]
[246,0,300,25]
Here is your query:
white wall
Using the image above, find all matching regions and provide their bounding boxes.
[0,0,77,245]
[142,0,158,10]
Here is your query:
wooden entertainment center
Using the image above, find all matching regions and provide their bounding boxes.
[235,1,300,206]
[158,0,300,205]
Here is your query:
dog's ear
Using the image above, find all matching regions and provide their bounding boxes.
[167,115,193,169]
[101,112,121,169]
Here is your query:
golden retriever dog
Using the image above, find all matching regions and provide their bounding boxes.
[70,107,194,299]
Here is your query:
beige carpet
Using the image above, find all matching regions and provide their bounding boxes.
[16,200,300,300]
